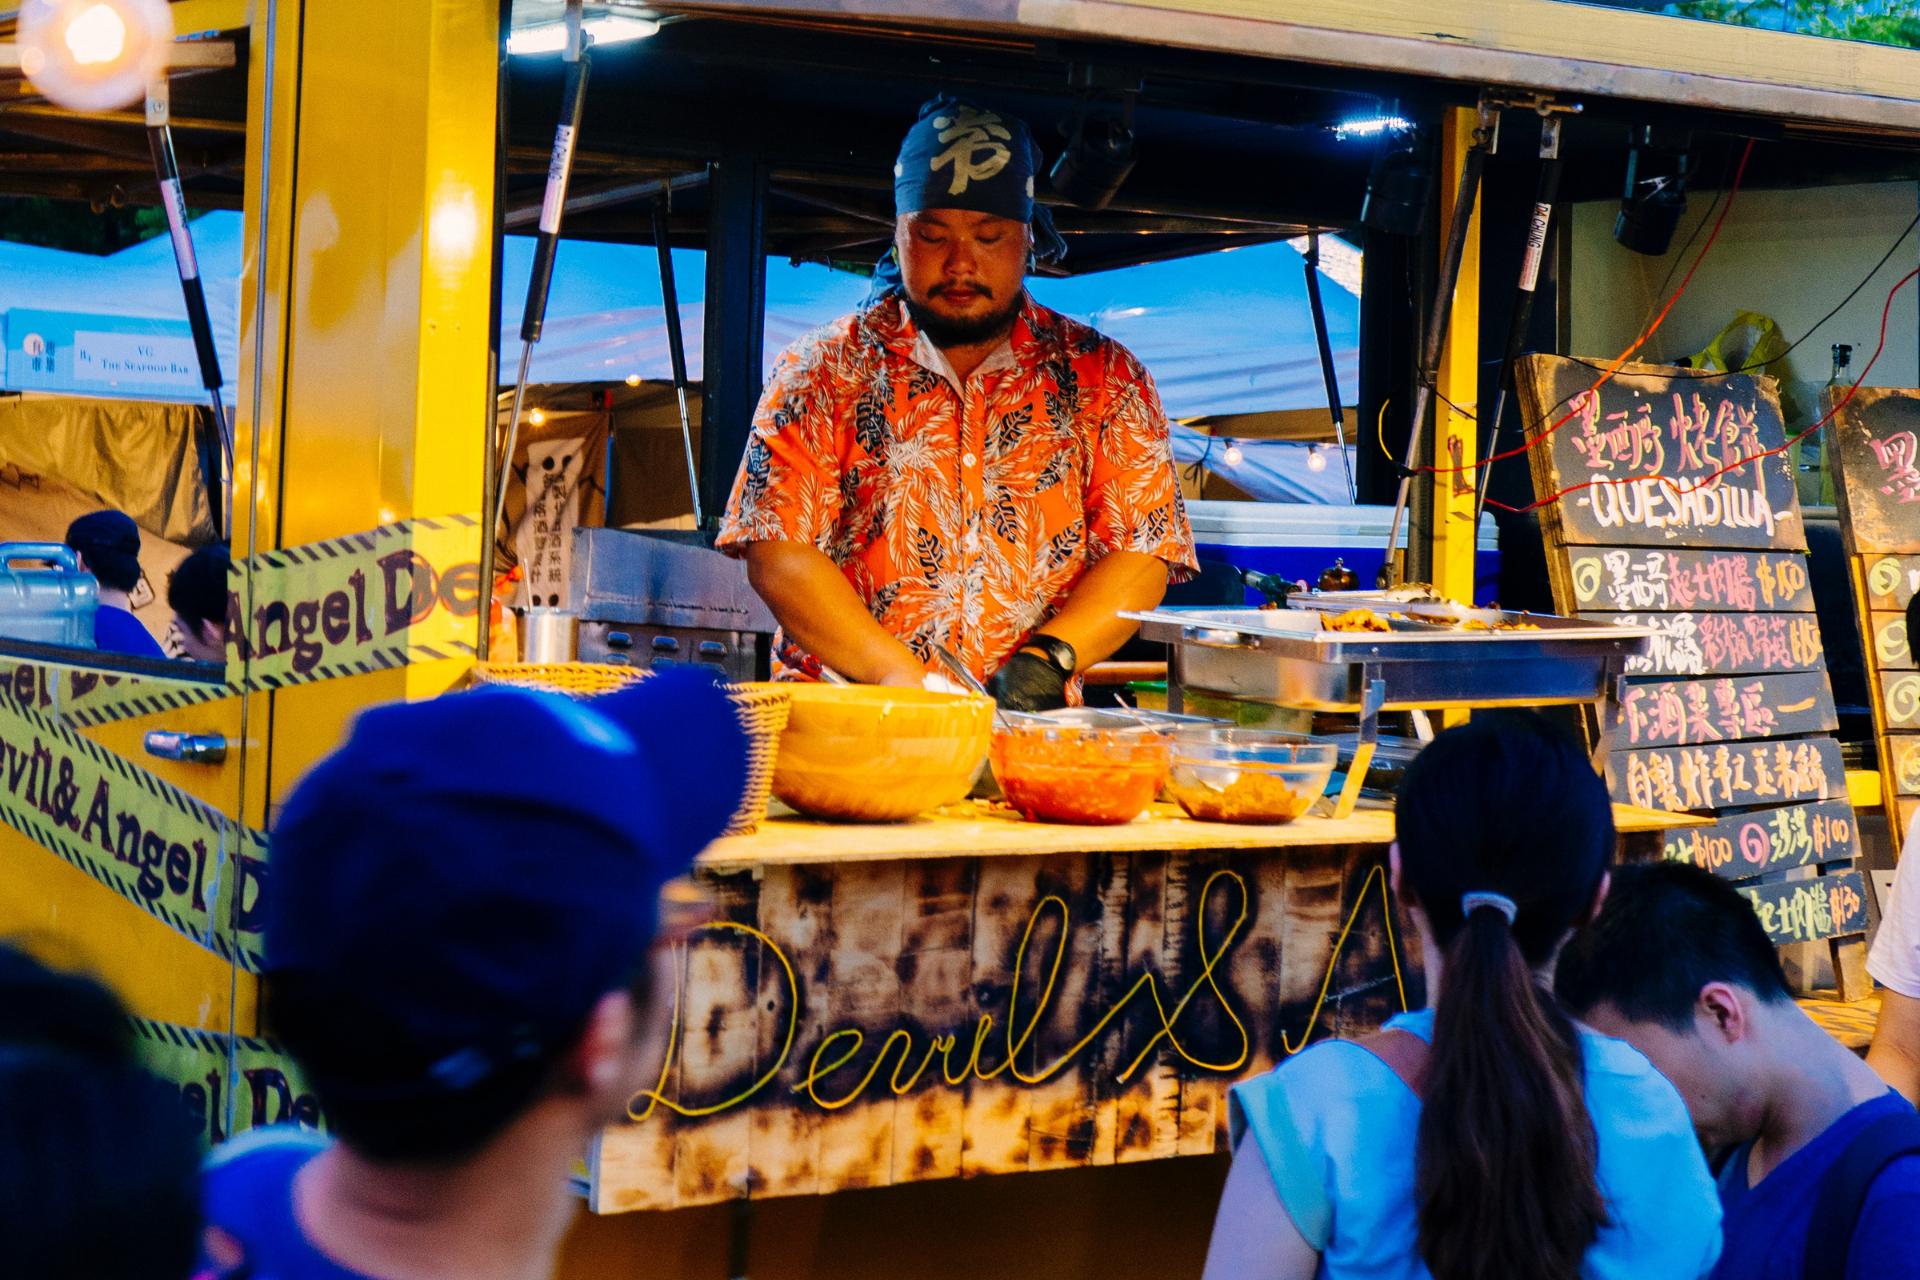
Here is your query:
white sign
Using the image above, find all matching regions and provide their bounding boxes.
[516,438,585,609]
[72,330,199,391]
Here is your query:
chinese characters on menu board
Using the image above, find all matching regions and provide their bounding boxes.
[1519,357,1867,959]
[1830,387,1920,845]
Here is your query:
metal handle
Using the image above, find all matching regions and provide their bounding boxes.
[144,731,227,764]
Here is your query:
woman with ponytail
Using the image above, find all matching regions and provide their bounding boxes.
[1203,710,1721,1280]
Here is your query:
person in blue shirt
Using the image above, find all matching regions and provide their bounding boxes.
[64,508,166,659]
[1203,711,1722,1280]
[1558,862,1920,1280]
[198,669,749,1280]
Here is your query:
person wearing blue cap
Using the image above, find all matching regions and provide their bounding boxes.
[64,508,167,659]
[718,95,1197,712]
[197,668,749,1280]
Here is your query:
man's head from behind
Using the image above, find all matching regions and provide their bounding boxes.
[65,509,143,595]
[264,669,748,1166]
[891,96,1042,348]
[1557,862,1795,1151]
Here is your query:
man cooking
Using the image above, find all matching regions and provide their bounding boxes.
[717,95,1196,712]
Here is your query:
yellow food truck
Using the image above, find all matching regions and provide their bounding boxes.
[3,0,1918,1274]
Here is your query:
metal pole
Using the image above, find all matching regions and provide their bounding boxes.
[1381,101,1496,587]
[145,78,232,539]
[1474,109,1573,523]
[489,0,591,562]
[652,194,704,525]
[1301,231,1356,504]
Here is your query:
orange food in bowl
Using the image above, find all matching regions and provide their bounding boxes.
[771,684,993,822]
[989,724,1172,825]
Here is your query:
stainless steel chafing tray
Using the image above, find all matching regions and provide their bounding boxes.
[1124,600,1653,817]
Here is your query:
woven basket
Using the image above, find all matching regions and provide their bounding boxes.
[468,663,791,836]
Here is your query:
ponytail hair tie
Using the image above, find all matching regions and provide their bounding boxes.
[1460,891,1518,924]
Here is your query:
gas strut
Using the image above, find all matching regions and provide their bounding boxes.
[489,0,592,582]
[1301,231,1356,504]
[1474,99,1582,523]
[145,78,232,539]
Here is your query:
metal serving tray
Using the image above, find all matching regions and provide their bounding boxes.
[1126,602,1653,819]
[1127,603,1651,713]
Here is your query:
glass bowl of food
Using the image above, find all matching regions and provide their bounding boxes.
[1166,729,1338,824]
[989,713,1174,825]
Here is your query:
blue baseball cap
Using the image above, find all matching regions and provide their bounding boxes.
[265,667,748,1094]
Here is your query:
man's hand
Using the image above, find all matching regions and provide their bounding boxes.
[988,650,1068,712]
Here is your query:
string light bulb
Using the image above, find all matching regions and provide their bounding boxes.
[1307,445,1328,473]
[1222,443,1244,468]
[528,408,547,427]
[624,373,642,387]
[17,0,172,112]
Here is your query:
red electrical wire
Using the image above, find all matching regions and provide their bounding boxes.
[1420,138,1757,481]
[1487,261,1920,515]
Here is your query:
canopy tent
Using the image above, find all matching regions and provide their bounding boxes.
[0,213,242,402]
[0,214,1362,498]
[495,235,1359,423]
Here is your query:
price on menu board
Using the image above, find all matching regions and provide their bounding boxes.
[1663,799,1860,879]
[1588,612,1824,678]
[1740,871,1869,946]
[1519,358,1804,550]
[1608,672,1837,748]
[1565,547,1814,614]
[1831,388,1920,556]
[1610,736,1844,811]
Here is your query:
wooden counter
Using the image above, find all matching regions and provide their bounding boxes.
[600,801,1705,1214]
[698,801,1703,871]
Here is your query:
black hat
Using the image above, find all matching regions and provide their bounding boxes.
[64,510,142,593]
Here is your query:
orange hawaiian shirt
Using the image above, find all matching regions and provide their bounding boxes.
[716,294,1197,682]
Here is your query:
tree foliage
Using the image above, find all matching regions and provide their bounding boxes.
[1670,0,1920,48]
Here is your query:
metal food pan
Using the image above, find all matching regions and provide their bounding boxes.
[1126,606,1652,714]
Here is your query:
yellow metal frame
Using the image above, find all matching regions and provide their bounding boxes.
[1431,106,1480,609]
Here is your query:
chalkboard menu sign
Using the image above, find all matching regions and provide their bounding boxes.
[1520,355,1867,988]
[1829,387,1920,849]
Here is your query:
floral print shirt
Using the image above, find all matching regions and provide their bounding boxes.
[717,294,1197,682]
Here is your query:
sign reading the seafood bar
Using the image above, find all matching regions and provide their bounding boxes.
[1518,357,1804,550]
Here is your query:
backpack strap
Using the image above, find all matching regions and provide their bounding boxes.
[1802,1105,1920,1280]
[1356,1028,1430,1099]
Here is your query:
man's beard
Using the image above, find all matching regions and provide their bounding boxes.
[904,286,1023,349]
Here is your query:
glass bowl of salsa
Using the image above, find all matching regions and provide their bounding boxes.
[989,712,1174,825]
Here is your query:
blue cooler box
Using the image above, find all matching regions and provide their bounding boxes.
[1186,501,1501,606]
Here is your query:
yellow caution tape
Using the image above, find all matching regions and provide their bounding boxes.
[0,681,269,970]
[129,1015,323,1144]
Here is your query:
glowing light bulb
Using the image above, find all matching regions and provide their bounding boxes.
[528,408,547,427]
[1307,445,1328,472]
[1222,443,1244,468]
[18,0,172,111]
[65,3,127,64]
[624,374,642,387]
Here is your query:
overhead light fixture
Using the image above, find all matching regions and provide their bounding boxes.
[1050,100,1137,210]
[507,13,658,56]
[1359,122,1432,239]
[16,0,172,112]
[1334,114,1414,142]
[1615,126,1690,257]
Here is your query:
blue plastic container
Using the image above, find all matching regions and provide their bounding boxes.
[1185,501,1501,606]
[0,543,98,648]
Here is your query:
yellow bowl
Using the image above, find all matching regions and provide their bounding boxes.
[771,684,994,822]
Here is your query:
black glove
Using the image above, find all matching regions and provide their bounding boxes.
[988,650,1069,712]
